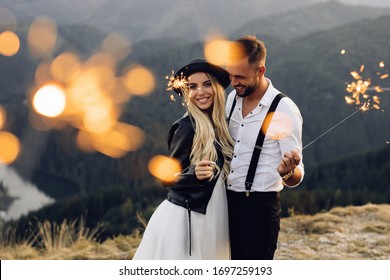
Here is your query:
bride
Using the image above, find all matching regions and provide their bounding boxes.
[133,59,233,259]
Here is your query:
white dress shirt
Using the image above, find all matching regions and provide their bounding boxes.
[225,78,304,193]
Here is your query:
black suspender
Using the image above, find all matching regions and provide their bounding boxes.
[227,93,287,196]
[245,93,286,196]
[227,95,237,125]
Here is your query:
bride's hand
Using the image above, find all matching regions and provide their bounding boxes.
[195,159,215,180]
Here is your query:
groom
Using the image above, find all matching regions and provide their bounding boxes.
[225,35,304,260]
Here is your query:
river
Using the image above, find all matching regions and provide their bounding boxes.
[0,164,54,221]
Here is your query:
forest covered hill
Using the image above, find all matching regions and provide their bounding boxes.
[232,1,390,42]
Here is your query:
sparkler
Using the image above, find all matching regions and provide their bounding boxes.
[303,102,369,150]
[166,71,191,107]
[304,58,388,150]
[345,62,389,110]
[166,72,189,96]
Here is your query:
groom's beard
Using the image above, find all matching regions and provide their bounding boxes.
[236,82,257,98]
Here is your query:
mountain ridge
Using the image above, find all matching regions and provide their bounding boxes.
[6,0,390,43]
[232,1,390,42]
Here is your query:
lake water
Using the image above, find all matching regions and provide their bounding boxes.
[0,164,54,221]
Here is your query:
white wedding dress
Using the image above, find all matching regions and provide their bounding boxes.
[133,176,230,260]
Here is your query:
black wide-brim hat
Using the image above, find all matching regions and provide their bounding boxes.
[173,59,230,95]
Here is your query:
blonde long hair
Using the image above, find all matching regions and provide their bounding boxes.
[183,73,234,181]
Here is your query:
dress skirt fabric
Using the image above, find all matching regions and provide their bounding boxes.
[133,177,230,260]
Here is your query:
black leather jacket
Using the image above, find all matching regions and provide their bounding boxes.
[164,114,225,214]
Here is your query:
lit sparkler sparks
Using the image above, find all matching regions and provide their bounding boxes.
[305,57,389,150]
[345,61,389,110]
[166,71,189,103]
[166,72,188,94]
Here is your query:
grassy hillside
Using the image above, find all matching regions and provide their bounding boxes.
[276,203,390,259]
[1,203,388,260]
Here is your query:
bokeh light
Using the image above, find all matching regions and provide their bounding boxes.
[82,95,116,133]
[33,83,66,117]
[95,124,144,157]
[0,105,6,130]
[122,64,155,96]
[262,112,292,141]
[101,32,132,62]
[76,122,145,158]
[108,78,133,103]
[35,62,54,86]
[0,31,20,56]
[50,52,81,83]
[117,122,145,152]
[0,131,20,164]
[76,130,95,153]
[28,16,58,58]
[204,37,232,66]
[23,18,151,158]
[148,155,182,183]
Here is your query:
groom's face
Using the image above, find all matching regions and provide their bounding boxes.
[226,58,260,98]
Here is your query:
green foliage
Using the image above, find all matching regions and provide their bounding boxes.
[282,145,390,216]
[12,182,167,241]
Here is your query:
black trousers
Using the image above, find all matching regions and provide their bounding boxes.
[227,190,281,260]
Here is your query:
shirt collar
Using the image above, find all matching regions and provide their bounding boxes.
[259,78,279,108]
[233,78,279,107]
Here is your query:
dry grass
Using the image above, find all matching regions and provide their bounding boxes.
[1,203,389,259]
[276,203,390,260]
[0,216,138,260]
[35,217,101,252]
[0,218,141,260]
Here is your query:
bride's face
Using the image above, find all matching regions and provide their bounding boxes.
[187,72,215,112]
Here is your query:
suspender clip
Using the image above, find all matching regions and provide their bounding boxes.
[254,145,262,150]
[245,182,252,197]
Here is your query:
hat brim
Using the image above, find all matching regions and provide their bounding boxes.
[173,59,230,95]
